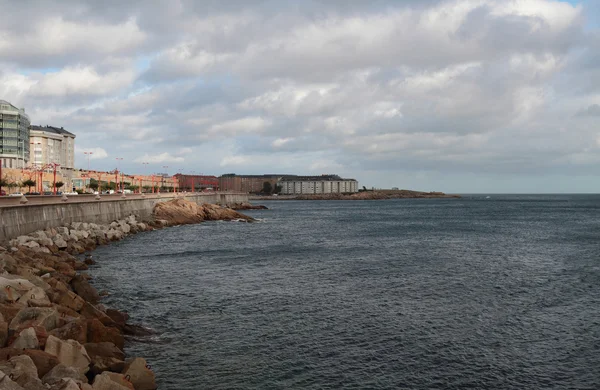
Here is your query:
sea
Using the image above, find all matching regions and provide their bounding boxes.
[90,195,600,389]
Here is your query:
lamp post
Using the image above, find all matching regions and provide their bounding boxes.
[142,162,149,193]
[17,140,24,172]
[162,166,168,192]
[84,151,93,171]
[46,162,61,195]
[115,158,123,192]
[29,142,41,173]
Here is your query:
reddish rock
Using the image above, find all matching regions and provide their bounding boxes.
[52,304,82,323]
[80,303,115,327]
[0,304,21,324]
[8,325,48,348]
[85,342,125,375]
[53,289,85,312]
[105,309,128,330]
[73,260,89,271]
[87,319,124,350]
[54,262,76,278]
[71,276,100,304]
[0,348,60,377]
[0,314,7,348]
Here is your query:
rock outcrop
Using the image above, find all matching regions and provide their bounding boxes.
[153,198,254,225]
[228,202,268,210]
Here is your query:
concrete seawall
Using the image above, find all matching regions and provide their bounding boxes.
[0,192,248,242]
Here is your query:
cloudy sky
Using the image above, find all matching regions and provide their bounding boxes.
[1,0,599,192]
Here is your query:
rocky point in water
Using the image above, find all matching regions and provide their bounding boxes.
[153,198,255,225]
[229,202,268,210]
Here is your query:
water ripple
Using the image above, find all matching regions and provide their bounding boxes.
[91,196,600,389]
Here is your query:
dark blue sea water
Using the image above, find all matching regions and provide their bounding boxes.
[91,195,600,389]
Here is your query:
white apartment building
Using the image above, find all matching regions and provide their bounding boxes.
[279,175,358,195]
[29,125,76,169]
[0,99,30,169]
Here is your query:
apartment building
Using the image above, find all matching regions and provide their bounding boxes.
[279,175,358,194]
[0,100,30,169]
[29,125,76,169]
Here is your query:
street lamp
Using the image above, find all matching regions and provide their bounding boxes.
[142,162,149,193]
[29,142,41,169]
[17,141,24,171]
[116,158,123,192]
[84,151,93,171]
[162,165,168,192]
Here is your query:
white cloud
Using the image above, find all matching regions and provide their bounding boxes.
[219,155,248,167]
[31,66,135,97]
[134,153,184,164]
[75,147,108,160]
[0,0,596,191]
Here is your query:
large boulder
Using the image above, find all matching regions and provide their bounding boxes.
[87,319,124,350]
[53,237,68,250]
[85,342,125,375]
[0,348,60,378]
[105,310,128,331]
[0,370,25,390]
[0,277,36,293]
[92,372,133,390]
[118,223,131,234]
[22,349,60,377]
[44,336,90,375]
[41,363,88,387]
[80,303,115,328]
[9,327,39,350]
[71,276,100,304]
[122,357,157,390]
[0,355,44,389]
[9,307,59,333]
[17,287,51,307]
[48,320,87,345]
[53,290,85,312]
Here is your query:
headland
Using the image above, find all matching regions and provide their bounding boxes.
[250,189,460,201]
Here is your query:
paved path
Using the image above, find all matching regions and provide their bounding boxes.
[0,192,221,207]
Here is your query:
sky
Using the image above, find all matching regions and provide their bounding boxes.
[1,0,599,193]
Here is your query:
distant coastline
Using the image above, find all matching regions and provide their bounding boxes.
[250,189,461,201]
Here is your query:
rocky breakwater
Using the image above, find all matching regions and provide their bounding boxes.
[0,199,253,389]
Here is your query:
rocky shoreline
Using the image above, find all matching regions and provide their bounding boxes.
[0,199,253,389]
[250,190,461,201]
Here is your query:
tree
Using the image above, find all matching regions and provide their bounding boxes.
[89,182,99,190]
[0,177,7,188]
[273,184,282,194]
[262,181,273,194]
[55,181,65,190]
[22,179,36,193]
[7,182,18,193]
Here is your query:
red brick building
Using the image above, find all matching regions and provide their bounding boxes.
[174,174,219,191]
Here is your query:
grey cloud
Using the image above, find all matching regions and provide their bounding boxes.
[0,0,598,190]
[576,104,600,117]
